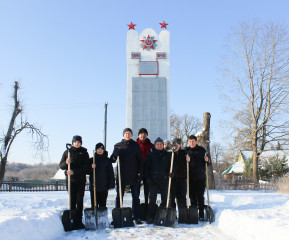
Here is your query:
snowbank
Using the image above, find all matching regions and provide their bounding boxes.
[0,190,289,240]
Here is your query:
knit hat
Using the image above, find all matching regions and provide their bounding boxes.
[72,135,82,145]
[172,138,181,145]
[138,128,148,136]
[154,137,164,145]
[164,139,171,144]
[123,128,133,136]
[95,142,105,150]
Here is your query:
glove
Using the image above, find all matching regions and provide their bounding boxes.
[169,172,175,178]
[112,148,120,159]
[135,174,142,184]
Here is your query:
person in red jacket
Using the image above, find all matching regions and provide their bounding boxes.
[136,128,155,205]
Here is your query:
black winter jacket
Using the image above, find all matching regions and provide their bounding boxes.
[59,146,89,182]
[145,149,174,185]
[174,149,187,180]
[185,145,207,180]
[110,139,143,186]
[88,151,115,192]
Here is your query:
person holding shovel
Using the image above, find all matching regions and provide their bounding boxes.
[59,135,90,229]
[185,135,210,221]
[88,143,115,209]
[170,138,187,211]
[145,137,174,224]
[110,128,143,225]
[136,128,155,206]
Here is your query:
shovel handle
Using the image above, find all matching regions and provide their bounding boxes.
[205,155,210,206]
[187,161,190,209]
[166,151,174,208]
[66,144,72,210]
[117,156,123,208]
[93,150,97,210]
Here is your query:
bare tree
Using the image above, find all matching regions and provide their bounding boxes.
[170,112,202,147]
[222,20,289,185]
[211,143,225,176]
[0,81,48,187]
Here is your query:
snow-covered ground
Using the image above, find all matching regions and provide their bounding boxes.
[0,189,288,240]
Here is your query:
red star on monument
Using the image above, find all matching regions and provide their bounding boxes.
[127,22,136,30]
[160,21,168,29]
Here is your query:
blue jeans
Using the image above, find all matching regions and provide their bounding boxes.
[115,183,141,219]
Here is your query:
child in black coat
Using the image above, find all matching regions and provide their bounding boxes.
[89,143,115,209]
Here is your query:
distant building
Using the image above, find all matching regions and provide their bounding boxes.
[222,150,289,182]
[51,169,65,180]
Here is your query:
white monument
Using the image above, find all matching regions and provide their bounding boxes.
[126,22,170,142]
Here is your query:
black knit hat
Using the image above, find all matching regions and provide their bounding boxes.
[138,128,148,136]
[95,142,105,150]
[123,128,133,136]
[72,135,82,145]
[172,138,181,145]
[154,137,164,145]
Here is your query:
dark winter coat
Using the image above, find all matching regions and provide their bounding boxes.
[174,149,187,180]
[136,138,155,164]
[59,146,89,182]
[145,149,174,185]
[110,139,143,186]
[185,145,207,180]
[88,151,115,192]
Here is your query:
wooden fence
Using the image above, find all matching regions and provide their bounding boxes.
[0,181,90,192]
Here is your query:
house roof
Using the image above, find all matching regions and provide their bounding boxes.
[240,150,289,162]
[51,169,65,180]
[222,161,244,175]
[223,149,289,175]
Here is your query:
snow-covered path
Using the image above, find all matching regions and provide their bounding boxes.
[0,190,289,240]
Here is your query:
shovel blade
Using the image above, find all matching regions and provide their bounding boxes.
[112,207,134,228]
[205,205,215,223]
[61,209,76,232]
[178,205,198,224]
[154,206,176,227]
[97,207,109,229]
[84,207,109,230]
[84,208,97,230]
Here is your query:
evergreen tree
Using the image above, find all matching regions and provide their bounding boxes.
[259,155,289,181]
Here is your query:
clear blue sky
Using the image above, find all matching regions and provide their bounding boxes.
[0,0,288,164]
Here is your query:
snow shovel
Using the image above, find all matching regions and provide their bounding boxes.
[140,195,158,221]
[204,159,215,223]
[178,161,198,224]
[84,151,109,230]
[61,144,76,232]
[154,151,176,227]
[112,156,134,228]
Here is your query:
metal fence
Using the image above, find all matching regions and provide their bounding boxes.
[0,181,90,192]
[1,180,278,192]
[215,179,278,191]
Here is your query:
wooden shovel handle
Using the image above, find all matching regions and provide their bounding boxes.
[117,156,123,208]
[205,159,210,206]
[166,151,174,208]
[66,144,72,210]
[93,150,97,209]
[187,161,190,209]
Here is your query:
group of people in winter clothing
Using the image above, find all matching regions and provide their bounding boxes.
[59,128,210,229]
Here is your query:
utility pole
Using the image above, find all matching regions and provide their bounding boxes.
[104,102,108,149]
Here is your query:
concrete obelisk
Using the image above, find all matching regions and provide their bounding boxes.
[126,23,170,141]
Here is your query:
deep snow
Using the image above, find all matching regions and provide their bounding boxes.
[0,190,288,240]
